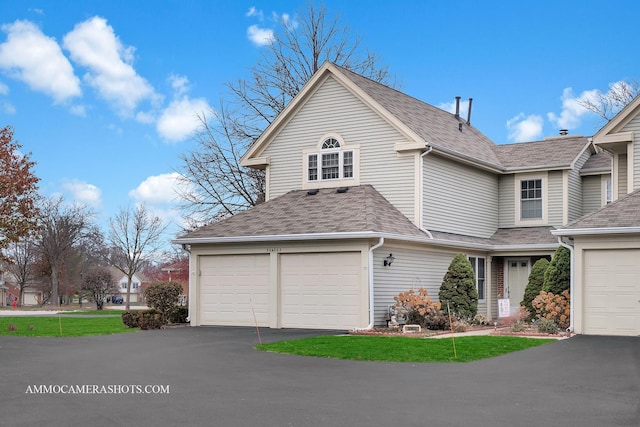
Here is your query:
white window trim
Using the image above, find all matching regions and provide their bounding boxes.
[601,175,612,206]
[468,256,486,301]
[302,136,360,189]
[514,172,548,226]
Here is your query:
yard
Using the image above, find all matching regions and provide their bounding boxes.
[0,315,136,337]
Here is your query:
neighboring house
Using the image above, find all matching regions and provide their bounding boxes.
[174,62,616,333]
[108,267,149,304]
[553,94,640,337]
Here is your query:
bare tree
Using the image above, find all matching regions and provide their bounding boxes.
[36,196,92,306]
[3,239,38,307]
[178,2,391,226]
[107,204,167,310]
[579,80,640,121]
[81,267,118,310]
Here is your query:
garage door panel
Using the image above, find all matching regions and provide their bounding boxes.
[199,254,269,326]
[280,252,361,329]
[584,249,640,336]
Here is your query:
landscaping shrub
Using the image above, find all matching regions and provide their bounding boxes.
[472,314,489,326]
[144,281,183,324]
[121,311,140,328]
[392,288,448,330]
[537,318,559,334]
[509,307,530,332]
[542,246,571,294]
[532,290,570,330]
[138,309,163,330]
[439,253,478,320]
[169,306,189,324]
[521,258,550,317]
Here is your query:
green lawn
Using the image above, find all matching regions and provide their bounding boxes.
[256,335,556,363]
[0,316,136,337]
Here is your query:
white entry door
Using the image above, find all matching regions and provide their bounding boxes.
[506,259,530,313]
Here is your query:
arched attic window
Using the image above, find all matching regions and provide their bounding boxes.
[307,136,354,182]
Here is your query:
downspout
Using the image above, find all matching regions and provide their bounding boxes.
[181,244,192,322]
[556,236,574,333]
[354,237,384,331]
[419,146,434,238]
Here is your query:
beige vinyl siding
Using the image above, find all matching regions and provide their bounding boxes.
[618,154,628,199]
[568,150,590,221]
[582,175,603,214]
[372,246,458,325]
[261,76,416,222]
[547,171,564,226]
[498,174,515,228]
[423,155,499,238]
[620,114,640,190]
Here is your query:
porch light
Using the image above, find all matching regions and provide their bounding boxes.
[383,253,395,267]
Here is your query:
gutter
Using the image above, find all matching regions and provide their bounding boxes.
[556,236,574,333]
[354,237,384,331]
[419,146,434,238]
[552,226,640,236]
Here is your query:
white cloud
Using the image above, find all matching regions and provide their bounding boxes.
[438,98,470,119]
[0,20,81,103]
[547,87,597,130]
[246,7,263,20]
[62,16,156,116]
[69,104,86,116]
[156,96,210,142]
[1,100,15,114]
[506,113,544,142]
[62,179,102,207]
[247,25,274,46]
[169,74,189,97]
[0,81,8,95]
[129,172,184,205]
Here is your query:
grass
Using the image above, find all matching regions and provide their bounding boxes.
[0,316,136,337]
[256,335,556,363]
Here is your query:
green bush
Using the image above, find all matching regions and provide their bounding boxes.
[121,311,140,328]
[144,282,183,324]
[537,318,559,334]
[138,309,163,330]
[438,253,478,320]
[521,258,550,317]
[543,246,571,294]
[170,307,189,324]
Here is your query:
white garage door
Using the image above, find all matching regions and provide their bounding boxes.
[584,249,640,336]
[280,252,362,330]
[199,254,270,326]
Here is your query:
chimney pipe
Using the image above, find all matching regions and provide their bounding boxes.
[466,98,473,125]
[455,96,461,119]
[559,129,568,136]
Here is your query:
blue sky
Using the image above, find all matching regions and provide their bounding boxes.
[0,0,638,242]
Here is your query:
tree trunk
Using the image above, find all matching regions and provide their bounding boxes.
[125,276,132,310]
[51,264,59,307]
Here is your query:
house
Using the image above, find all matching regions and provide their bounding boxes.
[108,267,149,304]
[552,94,640,336]
[174,62,618,333]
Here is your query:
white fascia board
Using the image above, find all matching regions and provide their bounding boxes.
[551,227,640,236]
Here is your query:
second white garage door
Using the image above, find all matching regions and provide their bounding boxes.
[280,252,362,329]
[199,254,270,326]
[584,249,640,336]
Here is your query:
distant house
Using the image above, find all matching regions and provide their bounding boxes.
[108,267,149,304]
[174,62,636,336]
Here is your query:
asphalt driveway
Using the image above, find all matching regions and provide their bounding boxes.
[0,327,638,427]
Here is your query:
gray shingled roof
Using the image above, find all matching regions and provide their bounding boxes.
[178,185,428,240]
[336,65,503,168]
[430,227,558,247]
[580,150,612,174]
[494,136,590,170]
[562,188,640,229]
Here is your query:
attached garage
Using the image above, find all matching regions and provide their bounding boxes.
[280,252,362,329]
[583,249,640,336]
[199,254,270,326]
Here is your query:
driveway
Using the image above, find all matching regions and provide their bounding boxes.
[0,327,637,427]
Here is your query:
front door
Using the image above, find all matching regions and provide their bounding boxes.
[506,259,530,314]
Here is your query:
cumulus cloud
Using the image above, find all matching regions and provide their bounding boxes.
[506,113,544,142]
[0,20,81,103]
[62,179,102,207]
[156,96,210,142]
[168,74,189,97]
[62,16,157,116]
[547,87,597,130]
[128,172,185,205]
[247,25,274,46]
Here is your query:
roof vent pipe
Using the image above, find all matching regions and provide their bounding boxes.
[454,96,461,119]
[466,98,473,125]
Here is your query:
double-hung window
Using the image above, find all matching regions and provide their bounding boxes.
[307,137,354,182]
[468,256,486,300]
[520,179,542,220]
